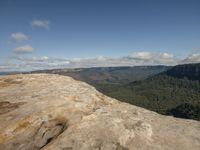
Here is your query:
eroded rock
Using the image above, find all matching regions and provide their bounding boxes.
[0,74,199,150]
[34,118,68,148]
[0,101,26,115]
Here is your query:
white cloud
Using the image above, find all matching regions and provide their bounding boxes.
[31,19,49,29]
[128,52,152,60]
[0,63,22,72]
[13,45,34,54]
[11,32,28,42]
[96,56,107,61]
[1,51,200,72]
[14,56,49,62]
[160,53,174,59]
[32,56,49,61]
[7,56,70,71]
[127,52,177,65]
[182,54,200,64]
[71,58,82,63]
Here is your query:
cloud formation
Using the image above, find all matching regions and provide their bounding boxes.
[0,51,200,72]
[15,56,49,62]
[11,32,28,42]
[127,52,177,65]
[31,19,49,29]
[13,45,34,54]
[182,54,200,64]
[8,56,70,71]
[66,52,177,68]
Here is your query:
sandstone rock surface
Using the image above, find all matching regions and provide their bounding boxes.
[0,74,200,150]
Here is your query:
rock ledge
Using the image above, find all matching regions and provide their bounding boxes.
[0,74,199,150]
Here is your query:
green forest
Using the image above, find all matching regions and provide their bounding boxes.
[93,74,200,120]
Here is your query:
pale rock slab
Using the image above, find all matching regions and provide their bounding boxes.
[0,74,199,150]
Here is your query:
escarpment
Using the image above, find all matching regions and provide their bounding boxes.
[0,74,200,150]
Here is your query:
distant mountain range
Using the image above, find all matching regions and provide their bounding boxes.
[164,63,200,81]
[30,65,170,84]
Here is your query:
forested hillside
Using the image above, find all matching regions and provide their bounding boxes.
[164,63,200,81]
[94,63,200,120]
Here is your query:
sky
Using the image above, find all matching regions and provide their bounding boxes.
[0,0,200,71]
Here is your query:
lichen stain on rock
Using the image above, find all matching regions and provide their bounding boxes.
[0,101,26,115]
[0,78,23,88]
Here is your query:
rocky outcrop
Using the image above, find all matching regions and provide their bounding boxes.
[0,74,199,150]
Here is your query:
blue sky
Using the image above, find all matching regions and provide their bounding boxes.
[0,0,200,71]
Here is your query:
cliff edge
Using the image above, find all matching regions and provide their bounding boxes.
[0,74,199,150]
